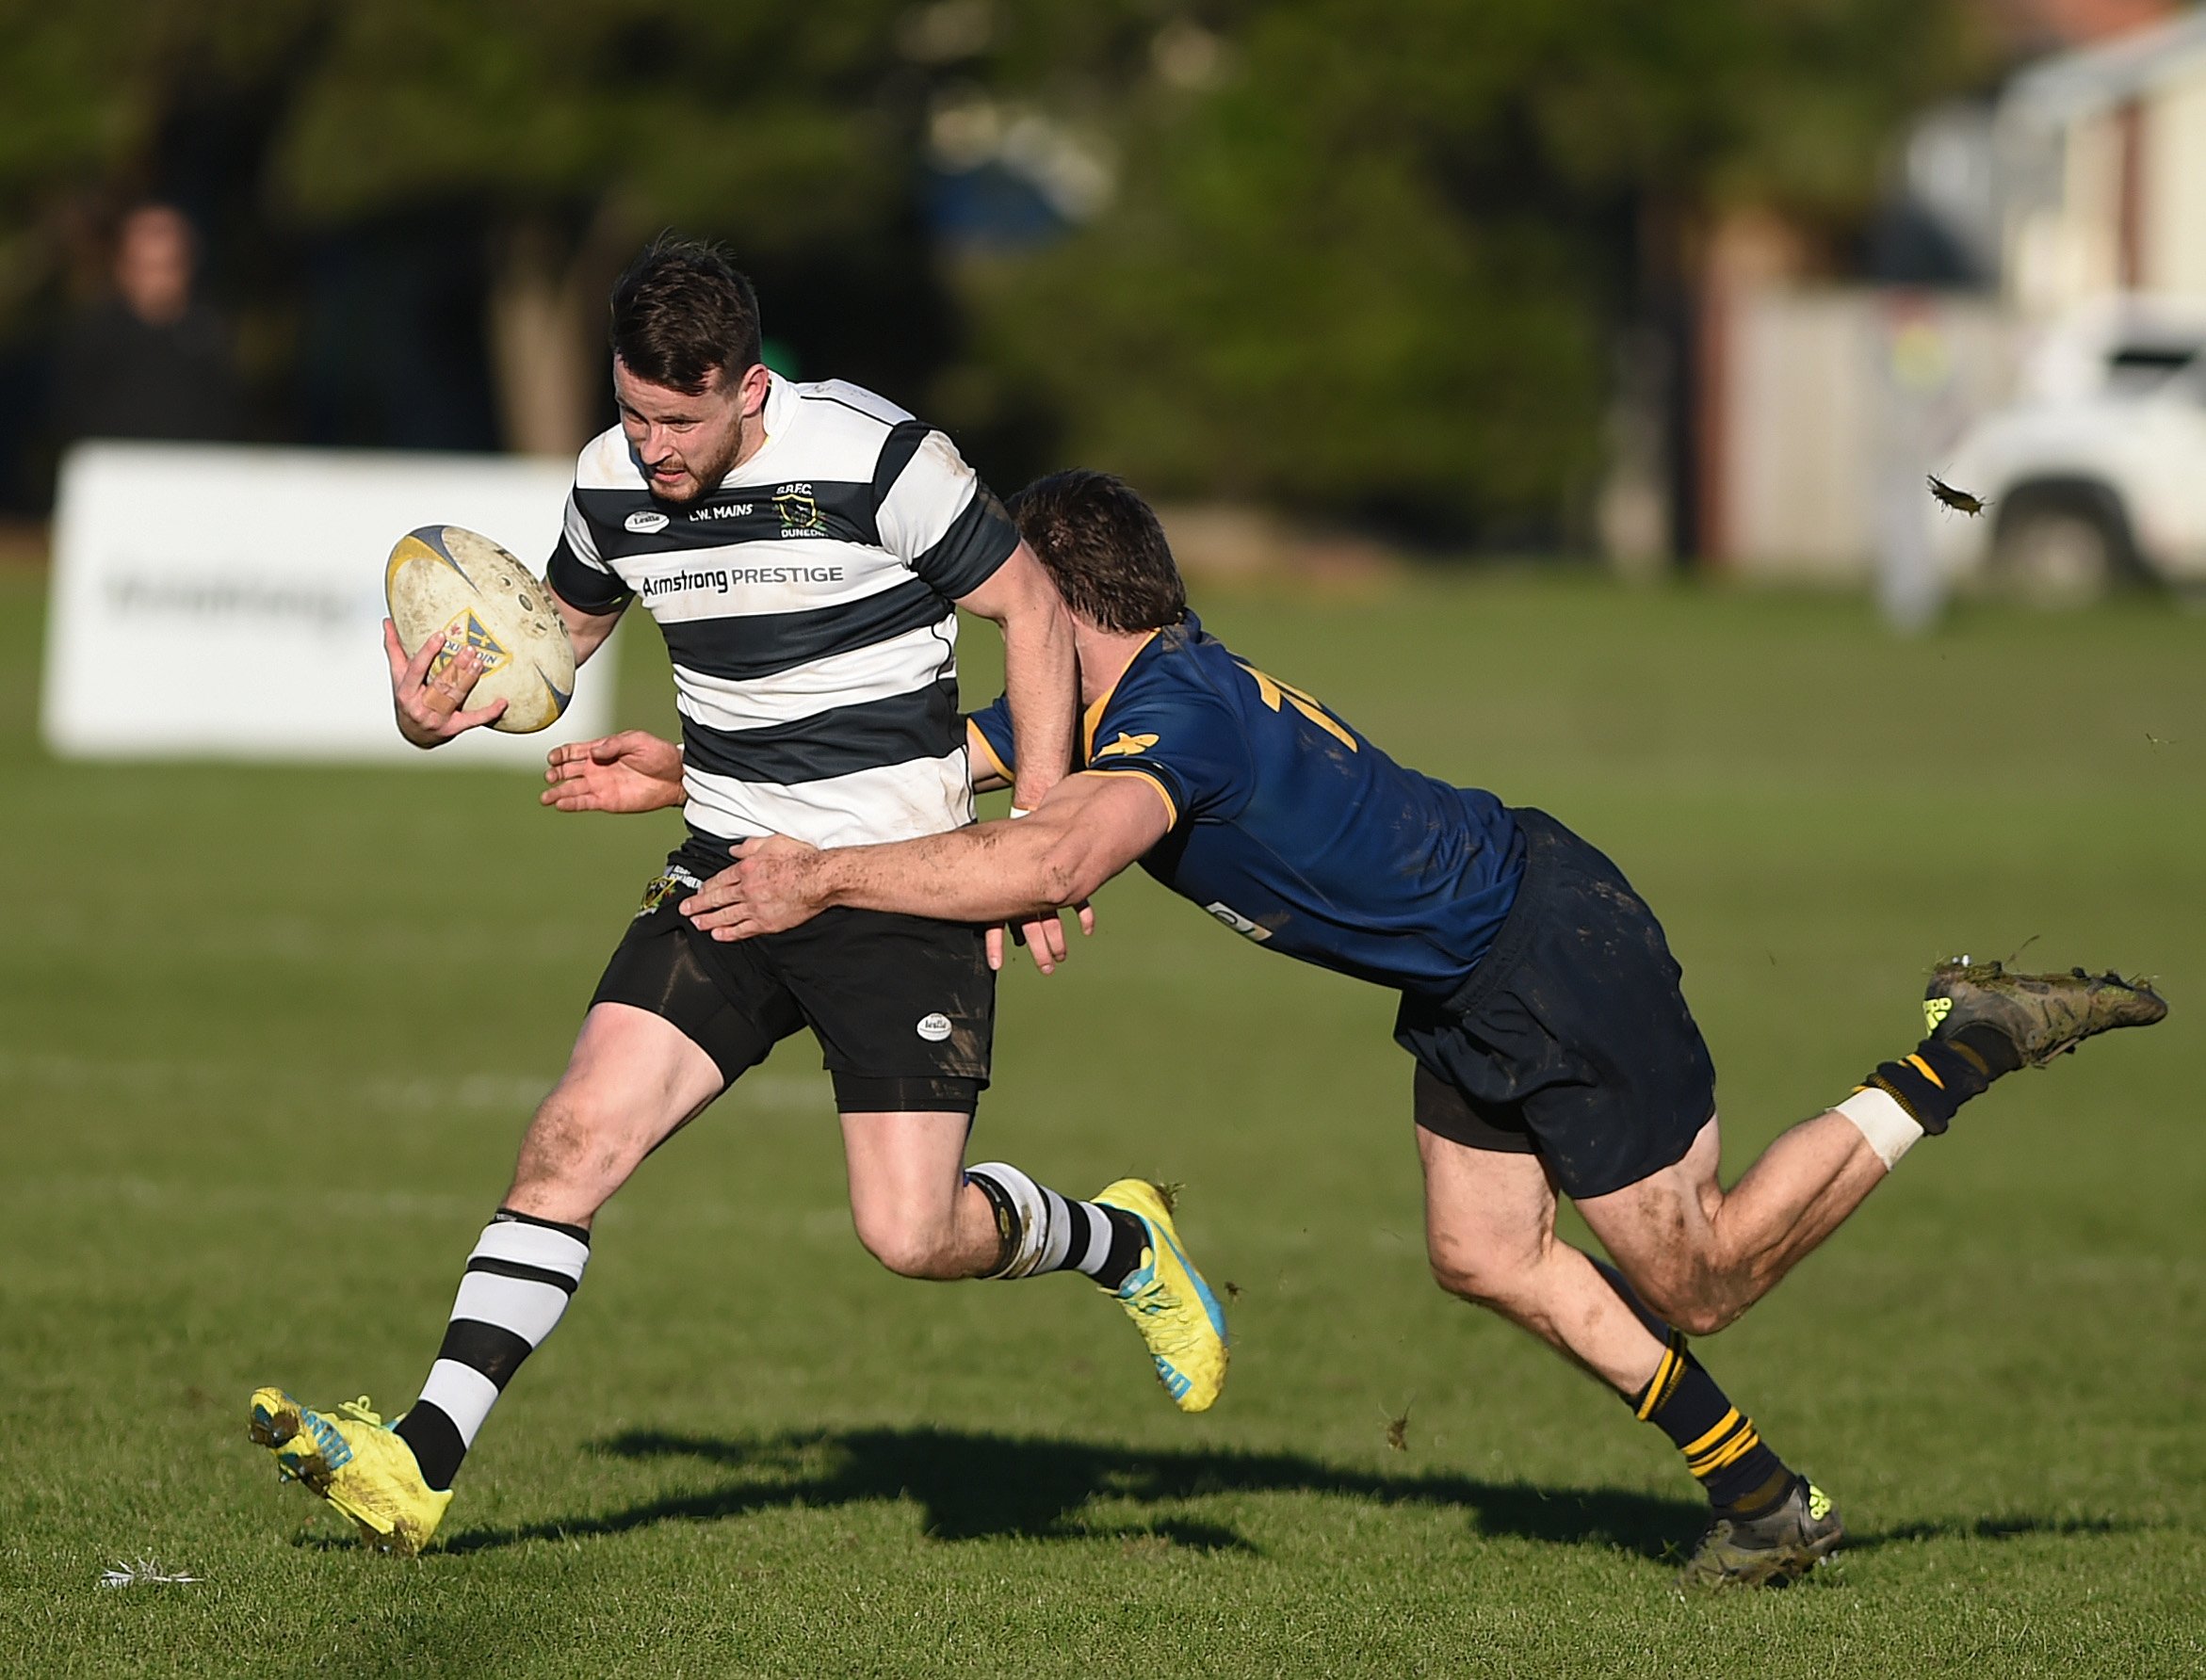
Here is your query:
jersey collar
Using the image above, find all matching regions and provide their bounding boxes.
[1079,626,1162,763]
[719,371,797,488]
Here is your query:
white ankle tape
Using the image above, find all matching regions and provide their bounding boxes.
[1836,1087,1923,1170]
[966,1162,1062,1278]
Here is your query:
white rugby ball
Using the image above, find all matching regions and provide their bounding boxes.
[384,525,576,735]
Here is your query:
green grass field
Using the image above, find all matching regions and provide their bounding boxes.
[2,565,2201,1676]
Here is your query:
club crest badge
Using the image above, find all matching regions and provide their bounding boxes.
[429,610,510,681]
[773,489,826,534]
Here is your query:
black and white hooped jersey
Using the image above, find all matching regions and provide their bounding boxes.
[545,375,1020,848]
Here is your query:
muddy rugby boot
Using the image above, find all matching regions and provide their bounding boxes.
[1678,1479,1844,1590]
[1924,960,2166,1068]
[249,1388,451,1556]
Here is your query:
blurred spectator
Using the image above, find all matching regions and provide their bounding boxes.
[55,204,242,444]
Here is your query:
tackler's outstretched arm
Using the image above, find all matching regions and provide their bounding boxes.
[681,771,1172,974]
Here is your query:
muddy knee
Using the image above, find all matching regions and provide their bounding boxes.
[1624,1269,1737,1338]
[1670,1299,1744,1337]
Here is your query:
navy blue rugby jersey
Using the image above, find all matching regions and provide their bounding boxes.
[972,613,1524,999]
[546,374,1017,849]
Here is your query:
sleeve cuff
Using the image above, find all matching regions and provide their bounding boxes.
[1078,767,1179,831]
[914,491,1020,598]
[968,720,1014,785]
[546,539,631,614]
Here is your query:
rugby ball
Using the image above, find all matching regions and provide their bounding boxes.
[384,525,576,734]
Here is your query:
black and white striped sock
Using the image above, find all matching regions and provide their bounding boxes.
[965,1162,1145,1288]
[392,1209,590,1491]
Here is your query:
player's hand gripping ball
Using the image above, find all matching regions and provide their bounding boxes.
[384,525,576,734]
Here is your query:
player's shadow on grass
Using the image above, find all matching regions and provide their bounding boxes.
[1844,1513,2134,1551]
[439,1426,1708,1559]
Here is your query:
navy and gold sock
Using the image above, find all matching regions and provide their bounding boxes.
[1628,1331,1796,1516]
[1861,1024,2022,1135]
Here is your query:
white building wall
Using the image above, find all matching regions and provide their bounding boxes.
[2143,73,2206,295]
[2057,108,2126,304]
[1725,294,1873,578]
[1718,289,2020,580]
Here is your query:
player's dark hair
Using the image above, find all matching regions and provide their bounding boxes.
[608,234,762,395]
[1007,470,1187,633]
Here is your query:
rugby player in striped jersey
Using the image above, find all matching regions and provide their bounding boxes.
[247,244,1226,1557]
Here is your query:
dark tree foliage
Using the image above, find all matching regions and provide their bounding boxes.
[953,0,1993,538]
[0,0,1991,526]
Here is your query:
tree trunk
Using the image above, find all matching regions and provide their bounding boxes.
[484,205,636,458]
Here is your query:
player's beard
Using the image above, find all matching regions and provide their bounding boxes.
[646,412,751,507]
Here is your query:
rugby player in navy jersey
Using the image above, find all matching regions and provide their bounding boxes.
[595,469,2167,1588]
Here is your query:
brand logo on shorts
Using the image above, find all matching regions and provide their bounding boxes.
[625,509,670,534]
[1204,901,1273,943]
[916,1012,953,1042]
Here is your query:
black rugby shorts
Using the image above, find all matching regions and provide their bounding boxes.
[1396,808,1717,1201]
[591,841,995,1114]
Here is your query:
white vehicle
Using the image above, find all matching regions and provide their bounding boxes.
[1935,298,2206,603]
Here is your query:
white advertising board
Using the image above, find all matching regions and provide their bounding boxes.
[41,441,618,764]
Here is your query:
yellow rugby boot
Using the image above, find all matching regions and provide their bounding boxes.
[1093,1179,1228,1413]
[248,1388,451,1557]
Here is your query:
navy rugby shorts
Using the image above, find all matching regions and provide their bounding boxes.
[1395,807,1717,1201]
